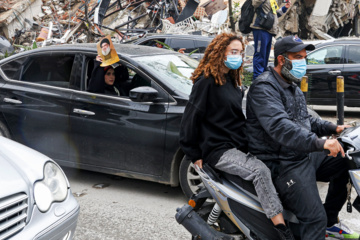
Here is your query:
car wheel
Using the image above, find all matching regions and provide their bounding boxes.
[0,120,10,138]
[179,156,203,198]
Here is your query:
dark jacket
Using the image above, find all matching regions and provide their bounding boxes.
[246,67,337,163]
[179,74,247,167]
[88,60,129,96]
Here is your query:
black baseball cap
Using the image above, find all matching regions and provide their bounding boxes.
[274,35,315,58]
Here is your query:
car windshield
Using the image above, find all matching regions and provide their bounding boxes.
[135,54,198,95]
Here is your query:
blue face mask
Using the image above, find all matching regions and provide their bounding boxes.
[287,58,307,79]
[224,55,243,70]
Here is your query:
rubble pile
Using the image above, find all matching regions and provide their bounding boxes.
[278,0,360,40]
[1,0,360,55]
[0,1,12,13]
[0,0,233,51]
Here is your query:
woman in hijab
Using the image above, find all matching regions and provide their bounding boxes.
[88,55,129,96]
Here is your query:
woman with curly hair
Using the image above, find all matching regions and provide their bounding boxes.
[179,33,294,239]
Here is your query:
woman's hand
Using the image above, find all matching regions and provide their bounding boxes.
[178,48,186,54]
[194,159,203,168]
[96,55,103,62]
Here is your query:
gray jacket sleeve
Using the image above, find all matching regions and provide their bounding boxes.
[248,82,325,152]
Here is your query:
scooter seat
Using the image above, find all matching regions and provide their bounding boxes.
[202,164,257,196]
[201,164,300,225]
[203,164,223,184]
[221,172,257,196]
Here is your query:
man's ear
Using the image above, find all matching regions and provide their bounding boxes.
[278,55,285,66]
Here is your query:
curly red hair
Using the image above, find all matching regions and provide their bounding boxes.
[191,33,244,86]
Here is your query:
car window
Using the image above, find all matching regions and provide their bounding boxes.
[195,40,211,53]
[138,38,166,47]
[1,53,75,88]
[169,39,197,53]
[85,56,169,101]
[347,45,360,64]
[1,57,27,80]
[69,54,84,90]
[307,45,343,65]
[135,54,197,95]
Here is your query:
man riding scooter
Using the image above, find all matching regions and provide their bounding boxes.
[246,35,360,240]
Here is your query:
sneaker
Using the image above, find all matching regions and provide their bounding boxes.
[274,224,295,240]
[326,220,360,240]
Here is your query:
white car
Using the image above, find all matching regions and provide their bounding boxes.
[0,136,79,240]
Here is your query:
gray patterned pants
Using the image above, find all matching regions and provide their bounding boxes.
[215,148,283,219]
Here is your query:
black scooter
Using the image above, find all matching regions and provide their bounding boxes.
[176,123,360,240]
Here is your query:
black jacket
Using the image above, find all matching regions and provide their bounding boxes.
[246,67,337,162]
[179,74,247,167]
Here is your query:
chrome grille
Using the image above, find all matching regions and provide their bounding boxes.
[0,193,28,240]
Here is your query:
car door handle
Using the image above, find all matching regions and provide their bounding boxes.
[3,98,22,104]
[73,108,95,116]
[328,70,342,75]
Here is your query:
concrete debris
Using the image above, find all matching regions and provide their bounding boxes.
[0,0,231,50]
[278,0,360,40]
[1,0,359,54]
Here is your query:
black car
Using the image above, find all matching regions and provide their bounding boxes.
[306,38,360,107]
[0,44,200,198]
[131,34,214,61]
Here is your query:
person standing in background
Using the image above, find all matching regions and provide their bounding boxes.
[251,0,291,79]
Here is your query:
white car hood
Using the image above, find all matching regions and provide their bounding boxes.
[0,137,49,198]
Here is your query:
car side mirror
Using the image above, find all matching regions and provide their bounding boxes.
[129,86,158,102]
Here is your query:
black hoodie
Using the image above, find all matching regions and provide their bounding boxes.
[179,74,247,167]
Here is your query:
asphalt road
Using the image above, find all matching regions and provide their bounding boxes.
[64,167,190,240]
[66,106,360,240]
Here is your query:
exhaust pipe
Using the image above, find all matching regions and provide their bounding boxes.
[175,204,235,240]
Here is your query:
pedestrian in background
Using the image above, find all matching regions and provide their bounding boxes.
[251,0,291,79]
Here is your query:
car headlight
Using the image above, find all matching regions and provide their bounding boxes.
[34,162,68,212]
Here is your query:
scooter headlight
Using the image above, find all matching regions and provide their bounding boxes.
[34,162,68,212]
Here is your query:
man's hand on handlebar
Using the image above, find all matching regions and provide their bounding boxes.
[324,139,345,158]
[194,159,203,168]
[336,125,352,134]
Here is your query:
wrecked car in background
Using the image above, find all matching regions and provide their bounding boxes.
[0,136,79,240]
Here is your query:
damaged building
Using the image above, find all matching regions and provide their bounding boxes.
[0,0,359,52]
[278,0,360,39]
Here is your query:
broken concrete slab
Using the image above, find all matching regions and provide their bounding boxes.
[0,0,42,39]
